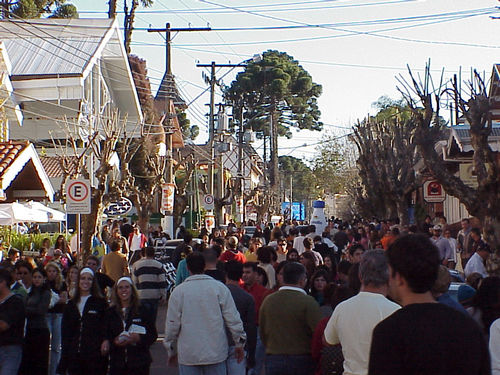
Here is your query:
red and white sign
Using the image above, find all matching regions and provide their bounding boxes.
[205,213,215,230]
[423,180,446,203]
[161,183,175,214]
[66,179,91,214]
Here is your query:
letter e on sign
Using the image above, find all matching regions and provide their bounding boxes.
[66,179,91,214]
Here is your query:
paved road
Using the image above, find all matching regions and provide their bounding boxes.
[151,303,178,375]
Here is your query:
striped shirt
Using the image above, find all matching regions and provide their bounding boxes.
[131,258,167,300]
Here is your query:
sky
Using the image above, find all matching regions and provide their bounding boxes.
[74,0,500,163]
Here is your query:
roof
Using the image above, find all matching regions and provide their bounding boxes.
[450,125,500,153]
[40,156,78,178]
[0,42,22,127]
[0,19,114,78]
[155,72,187,109]
[0,141,54,201]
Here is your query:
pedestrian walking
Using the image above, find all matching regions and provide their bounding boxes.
[19,268,51,375]
[368,234,490,375]
[323,250,400,375]
[131,246,167,322]
[259,262,322,375]
[164,252,246,375]
[105,277,157,375]
[0,268,26,375]
[58,268,108,375]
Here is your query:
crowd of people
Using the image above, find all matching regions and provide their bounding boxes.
[1,214,500,374]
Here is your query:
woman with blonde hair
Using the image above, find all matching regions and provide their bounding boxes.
[65,265,79,299]
[105,277,157,375]
[45,262,67,375]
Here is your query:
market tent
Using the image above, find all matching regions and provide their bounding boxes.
[23,201,65,222]
[0,202,49,225]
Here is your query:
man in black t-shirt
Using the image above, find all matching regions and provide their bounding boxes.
[368,234,490,375]
[0,268,26,375]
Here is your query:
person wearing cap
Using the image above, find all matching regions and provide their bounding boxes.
[430,225,453,267]
[58,268,108,375]
[105,277,157,375]
[457,284,477,310]
[431,265,467,314]
[464,228,491,278]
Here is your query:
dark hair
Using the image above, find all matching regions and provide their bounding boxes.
[8,248,20,257]
[31,268,49,293]
[473,276,500,334]
[110,240,121,252]
[471,228,481,237]
[0,268,13,287]
[214,237,225,247]
[183,232,193,244]
[347,263,361,293]
[310,269,331,297]
[283,262,306,285]
[257,246,274,264]
[386,234,440,293]
[86,255,100,266]
[186,252,205,274]
[256,266,269,287]
[337,260,352,276]
[286,248,299,261]
[243,262,259,273]
[55,235,69,252]
[211,244,223,258]
[303,237,314,250]
[15,260,33,272]
[349,243,365,256]
[203,248,218,264]
[225,260,243,281]
[144,246,155,257]
[328,284,356,310]
[359,249,389,287]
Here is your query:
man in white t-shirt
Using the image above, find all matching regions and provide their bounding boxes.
[464,228,491,278]
[323,250,400,375]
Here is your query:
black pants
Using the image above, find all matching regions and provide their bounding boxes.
[19,327,50,375]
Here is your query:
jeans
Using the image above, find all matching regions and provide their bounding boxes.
[226,346,246,375]
[140,299,159,323]
[265,354,314,375]
[0,345,22,375]
[47,313,63,375]
[248,331,265,375]
[178,361,226,375]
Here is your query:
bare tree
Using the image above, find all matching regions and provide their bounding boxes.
[53,112,139,260]
[398,63,500,249]
[350,102,421,224]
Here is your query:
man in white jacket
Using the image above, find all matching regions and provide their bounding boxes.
[164,251,246,375]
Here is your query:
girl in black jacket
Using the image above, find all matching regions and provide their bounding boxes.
[19,268,51,375]
[57,267,108,375]
[104,276,157,375]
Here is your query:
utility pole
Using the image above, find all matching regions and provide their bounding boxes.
[148,23,210,237]
[196,62,246,227]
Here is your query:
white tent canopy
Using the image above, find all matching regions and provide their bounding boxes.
[23,201,65,223]
[0,202,49,226]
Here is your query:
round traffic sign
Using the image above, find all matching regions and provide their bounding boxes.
[67,180,89,202]
[204,194,214,205]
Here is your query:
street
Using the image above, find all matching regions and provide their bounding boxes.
[151,303,178,375]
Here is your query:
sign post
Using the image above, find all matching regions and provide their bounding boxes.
[66,179,91,261]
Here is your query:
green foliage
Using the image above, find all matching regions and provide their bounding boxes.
[225,50,323,138]
[279,155,319,202]
[177,109,199,140]
[10,0,78,18]
[49,3,78,18]
[0,229,69,257]
[311,135,351,195]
